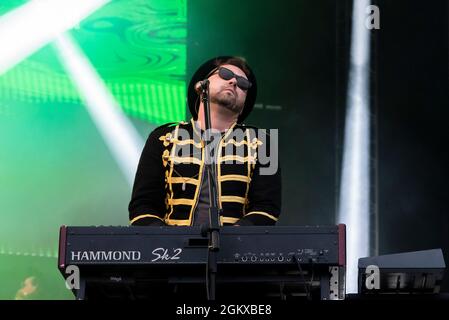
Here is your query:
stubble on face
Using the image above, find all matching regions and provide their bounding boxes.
[211,86,244,115]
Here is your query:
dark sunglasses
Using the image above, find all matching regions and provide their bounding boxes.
[213,67,252,91]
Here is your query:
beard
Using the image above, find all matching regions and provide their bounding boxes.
[210,89,244,114]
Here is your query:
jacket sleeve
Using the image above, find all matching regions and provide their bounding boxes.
[237,130,282,226]
[128,129,166,226]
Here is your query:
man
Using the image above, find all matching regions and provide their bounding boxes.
[128,56,281,226]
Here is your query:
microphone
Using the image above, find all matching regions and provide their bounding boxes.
[195,79,210,93]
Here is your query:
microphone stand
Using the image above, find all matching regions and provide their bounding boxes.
[200,80,221,300]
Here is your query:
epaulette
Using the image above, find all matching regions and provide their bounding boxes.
[153,121,188,132]
[238,123,259,130]
[236,123,272,140]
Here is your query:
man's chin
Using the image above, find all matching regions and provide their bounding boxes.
[212,95,243,114]
[219,100,240,111]
[212,97,234,109]
[216,94,235,106]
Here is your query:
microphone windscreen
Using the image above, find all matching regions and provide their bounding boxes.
[195,81,202,93]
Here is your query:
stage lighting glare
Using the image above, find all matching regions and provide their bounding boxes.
[0,0,110,75]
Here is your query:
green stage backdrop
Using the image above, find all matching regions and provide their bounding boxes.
[0,0,186,299]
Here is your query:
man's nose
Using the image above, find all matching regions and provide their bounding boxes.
[228,77,237,86]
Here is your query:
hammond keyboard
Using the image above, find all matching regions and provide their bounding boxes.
[58,225,346,300]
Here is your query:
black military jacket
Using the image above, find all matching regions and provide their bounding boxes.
[129,119,281,226]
